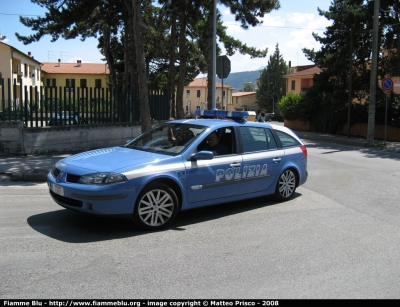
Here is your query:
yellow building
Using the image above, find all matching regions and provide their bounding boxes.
[183,78,233,115]
[41,60,110,92]
[231,92,258,111]
[283,65,321,94]
[0,42,42,108]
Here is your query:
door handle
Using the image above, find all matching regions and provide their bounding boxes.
[273,158,281,163]
[230,163,241,167]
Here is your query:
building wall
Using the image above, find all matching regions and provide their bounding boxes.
[286,77,302,94]
[42,72,109,90]
[0,43,12,81]
[182,81,233,115]
[231,93,258,111]
[182,85,208,114]
[0,43,41,108]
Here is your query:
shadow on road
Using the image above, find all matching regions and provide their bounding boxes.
[27,193,302,243]
[305,141,400,161]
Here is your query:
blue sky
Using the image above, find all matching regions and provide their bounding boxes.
[0,0,332,73]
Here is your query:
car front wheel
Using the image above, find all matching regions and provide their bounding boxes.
[274,169,297,201]
[133,183,178,230]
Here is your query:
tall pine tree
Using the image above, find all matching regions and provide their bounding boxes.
[256,44,288,114]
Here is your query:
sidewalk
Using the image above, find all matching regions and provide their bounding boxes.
[1,131,399,182]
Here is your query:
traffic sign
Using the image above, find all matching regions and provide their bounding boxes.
[216,55,231,79]
[381,77,393,91]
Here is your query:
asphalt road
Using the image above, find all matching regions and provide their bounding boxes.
[1,140,400,299]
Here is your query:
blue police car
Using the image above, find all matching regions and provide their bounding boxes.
[47,110,308,230]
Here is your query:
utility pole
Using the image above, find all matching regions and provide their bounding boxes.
[367,0,380,146]
[347,31,353,138]
[212,0,217,110]
[270,82,275,114]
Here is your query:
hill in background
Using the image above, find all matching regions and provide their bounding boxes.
[217,70,261,93]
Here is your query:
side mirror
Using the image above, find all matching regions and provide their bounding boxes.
[190,150,214,161]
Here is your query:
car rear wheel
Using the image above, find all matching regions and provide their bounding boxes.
[274,169,297,201]
[133,183,178,230]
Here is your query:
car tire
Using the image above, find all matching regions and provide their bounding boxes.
[273,169,297,201]
[133,182,178,230]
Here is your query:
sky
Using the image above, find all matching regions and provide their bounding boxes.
[0,0,333,73]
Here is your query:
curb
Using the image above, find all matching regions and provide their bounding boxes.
[0,169,49,182]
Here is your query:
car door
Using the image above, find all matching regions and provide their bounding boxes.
[237,126,284,195]
[183,126,243,203]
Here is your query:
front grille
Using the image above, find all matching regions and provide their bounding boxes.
[53,168,61,177]
[52,167,82,183]
[50,190,83,207]
[66,173,81,183]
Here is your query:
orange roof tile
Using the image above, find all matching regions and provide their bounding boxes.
[41,62,110,74]
[232,92,256,97]
[284,66,322,78]
[188,78,232,89]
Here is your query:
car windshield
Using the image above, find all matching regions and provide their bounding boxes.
[125,123,207,155]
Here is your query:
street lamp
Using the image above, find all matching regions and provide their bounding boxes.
[270,82,274,114]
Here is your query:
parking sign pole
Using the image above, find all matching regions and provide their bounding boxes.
[385,91,387,145]
[381,77,393,146]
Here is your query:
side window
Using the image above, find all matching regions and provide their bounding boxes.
[219,127,236,154]
[239,127,267,153]
[265,129,278,150]
[275,130,300,148]
[197,126,235,155]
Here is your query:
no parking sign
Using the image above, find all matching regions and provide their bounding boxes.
[381,77,393,91]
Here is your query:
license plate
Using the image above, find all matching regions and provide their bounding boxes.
[51,183,64,196]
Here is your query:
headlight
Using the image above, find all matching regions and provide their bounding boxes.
[79,172,127,185]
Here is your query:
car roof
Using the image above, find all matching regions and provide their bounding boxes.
[168,118,273,129]
[168,118,301,142]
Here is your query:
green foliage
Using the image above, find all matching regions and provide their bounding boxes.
[300,0,400,132]
[276,92,302,121]
[242,82,255,92]
[292,70,352,133]
[256,44,288,113]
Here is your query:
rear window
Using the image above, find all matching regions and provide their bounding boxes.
[275,130,300,148]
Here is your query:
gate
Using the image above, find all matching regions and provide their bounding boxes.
[0,78,169,126]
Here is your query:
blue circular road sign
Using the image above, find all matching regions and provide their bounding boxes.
[382,78,393,91]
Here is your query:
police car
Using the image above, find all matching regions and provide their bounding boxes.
[47,110,308,230]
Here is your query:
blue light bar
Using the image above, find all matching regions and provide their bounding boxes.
[195,109,249,120]
[227,111,249,119]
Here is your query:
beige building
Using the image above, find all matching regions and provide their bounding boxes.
[0,42,42,108]
[230,92,258,111]
[183,78,233,115]
[41,60,110,92]
[284,65,321,94]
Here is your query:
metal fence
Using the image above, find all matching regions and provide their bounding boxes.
[0,78,170,127]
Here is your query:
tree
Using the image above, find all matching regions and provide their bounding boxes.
[132,0,151,132]
[302,0,400,132]
[203,0,281,109]
[15,0,283,124]
[256,44,288,113]
[241,82,255,92]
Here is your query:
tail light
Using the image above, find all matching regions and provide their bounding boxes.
[300,145,307,159]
